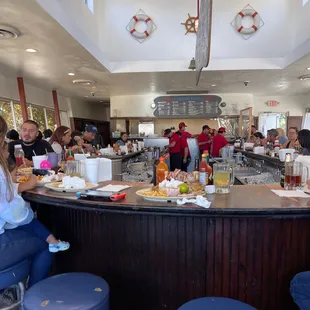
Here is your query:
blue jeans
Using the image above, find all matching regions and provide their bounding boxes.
[291,271,310,309]
[0,220,53,287]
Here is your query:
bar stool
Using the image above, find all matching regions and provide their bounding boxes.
[0,259,31,310]
[23,272,110,310]
[178,297,257,310]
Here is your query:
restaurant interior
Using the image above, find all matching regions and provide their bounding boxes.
[1,0,310,310]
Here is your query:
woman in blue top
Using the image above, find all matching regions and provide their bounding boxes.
[0,116,68,288]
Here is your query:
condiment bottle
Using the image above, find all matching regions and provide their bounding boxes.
[199,154,208,186]
[274,140,280,154]
[67,147,74,160]
[14,144,24,167]
[153,148,160,185]
[156,156,169,185]
[193,157,200,181]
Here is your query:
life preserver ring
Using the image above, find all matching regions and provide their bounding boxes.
[235,9,260,35]
[128,14,154,39]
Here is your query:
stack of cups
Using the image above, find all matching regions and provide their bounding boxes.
[85,158,100,184]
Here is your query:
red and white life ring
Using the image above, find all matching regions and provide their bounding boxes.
[235,9,260,35]
[128,14,154,39]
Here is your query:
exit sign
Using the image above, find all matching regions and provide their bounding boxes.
[266,100,279,107]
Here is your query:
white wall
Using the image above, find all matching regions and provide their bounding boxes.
[69,99,109,121]
[293,0,310,47]
[0,74,70,111]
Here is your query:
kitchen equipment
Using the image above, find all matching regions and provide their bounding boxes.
[213,162,235,194]
[284,161,309,190]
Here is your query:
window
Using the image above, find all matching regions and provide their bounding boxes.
[0,97,63,132]
[84,0,94,14]
[303,0,309,6]
[258,112,288,137]
[303,109,310,129]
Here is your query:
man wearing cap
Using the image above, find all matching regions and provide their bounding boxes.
[177,122,193,139]
[81,124,99,151]
[175,131,191,172]
[164,128,182,171]
[211,127,228,158]
[198,125,211,155]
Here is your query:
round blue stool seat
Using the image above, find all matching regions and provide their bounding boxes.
[23,272,109,310]
[178,297,257,310]
[0,259,31,290]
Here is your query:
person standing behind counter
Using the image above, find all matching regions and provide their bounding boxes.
[8,120,53,167]
[211,127,228,158]
[116,132,128,147]
[198,125,211,155]
[175,131,190,172]
[164,128,182,171]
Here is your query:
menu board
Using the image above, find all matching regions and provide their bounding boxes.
[153,95,222,118]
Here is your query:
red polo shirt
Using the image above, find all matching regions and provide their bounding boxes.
[212,134,228,157]
[198,132,210,151]
[178,129,192,139]
[169,133,181,153]
[180,138,190,157]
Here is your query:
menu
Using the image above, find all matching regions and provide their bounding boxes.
[153,95,222,118]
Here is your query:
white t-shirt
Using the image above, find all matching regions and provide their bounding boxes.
[51,142,63,154]
[0,166,33,234]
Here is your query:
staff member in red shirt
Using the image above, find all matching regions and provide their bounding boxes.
[197,125,211,155]
[211,127,228,158]
[175,131,191,172]
[164,128,182,171]
[177,122,193,139]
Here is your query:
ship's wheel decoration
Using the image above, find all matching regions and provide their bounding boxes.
[231,4,264,40]
[181,14,197,34]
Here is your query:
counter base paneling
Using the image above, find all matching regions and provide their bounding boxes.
[33,201,308,310]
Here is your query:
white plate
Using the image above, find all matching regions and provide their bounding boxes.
[136,189,197,202]
[37,180,59,187]
[45,182,98,193]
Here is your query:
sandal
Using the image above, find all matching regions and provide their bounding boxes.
[49,240,70,253]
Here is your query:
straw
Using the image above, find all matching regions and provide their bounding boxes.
[81,147,88,159]
[45,148,48,155]
[33,150,37,156]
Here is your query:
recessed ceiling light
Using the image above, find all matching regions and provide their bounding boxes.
[210,84,217,87]
[91,86,96,89]
[307,67,310,70]
[25,48,37,53]
[84,95,89,98]
[68,72,75,76]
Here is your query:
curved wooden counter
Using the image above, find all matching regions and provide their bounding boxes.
[23,182,310,310]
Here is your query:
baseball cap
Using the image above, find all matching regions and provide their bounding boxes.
[85,124,98,134]
[218,127,226,133]
[164,128,172,136]
[179,122,187,128]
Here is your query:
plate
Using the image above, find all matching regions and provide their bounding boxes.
[136,189,197,202]
[17,167,33,175]
[45,182,99,193]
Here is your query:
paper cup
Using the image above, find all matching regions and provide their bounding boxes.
[85,158,100,183]
[32,155,48,169]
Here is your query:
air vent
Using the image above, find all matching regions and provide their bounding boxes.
[0,25,20,39]
[72,79,96,86]
[166,90,209,95]
[298,75,310,81]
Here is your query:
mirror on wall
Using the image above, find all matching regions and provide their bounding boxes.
[239,107,253,140]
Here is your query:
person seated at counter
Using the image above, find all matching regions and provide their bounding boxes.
[253,132,265,146]
[6,129,19,143]
[0,116,54,288]
[43,129,53,142]
[265,128,278,146]
[198,125,211,155]
[281,127,300,149]
[82,125,98,151]
[211,127,228,158]
[276,128,288,145]
[175,131,190,172]
[49,126,80,155]
[164,128,182,171]
[116,132,128,147]
[8,120,53,167]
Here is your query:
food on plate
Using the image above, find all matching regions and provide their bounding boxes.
[17,175,30,183]
[167,169,193,182]
[37,175,44,182]
[17,167,33,175]
[58,176,86,189]
[140,186,168,197]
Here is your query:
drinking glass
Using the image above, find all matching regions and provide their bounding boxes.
[284,162,309,190]
[65,160,81,177]
[213,163,235,194]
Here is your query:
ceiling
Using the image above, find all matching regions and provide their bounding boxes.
[1,0,310,103]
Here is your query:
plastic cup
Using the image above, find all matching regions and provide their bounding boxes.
[32,155,48,169]
[47,152,59,168]
[85,158,100,184]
